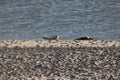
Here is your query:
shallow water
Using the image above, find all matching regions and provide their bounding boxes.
[0,0,120,40]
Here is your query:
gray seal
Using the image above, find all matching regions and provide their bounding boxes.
[75,36,93,40]
[43,35,59,41]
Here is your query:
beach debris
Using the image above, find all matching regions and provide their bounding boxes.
[43,35,59,41]
[75,36,93,40]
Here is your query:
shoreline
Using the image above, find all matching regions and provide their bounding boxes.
[0,40,120,48]
[0,40,119,80]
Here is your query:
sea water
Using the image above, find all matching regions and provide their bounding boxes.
[0,0,120,40]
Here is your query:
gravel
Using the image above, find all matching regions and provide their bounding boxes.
[0,45,120,80]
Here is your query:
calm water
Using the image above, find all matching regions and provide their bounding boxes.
[0,0,120,40]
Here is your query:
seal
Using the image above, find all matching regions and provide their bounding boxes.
[43,35,59,41]
[75,36,93,40]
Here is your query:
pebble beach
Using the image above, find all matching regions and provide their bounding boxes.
[0,40,120,80]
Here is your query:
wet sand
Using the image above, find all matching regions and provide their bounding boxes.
[0,40,120,80]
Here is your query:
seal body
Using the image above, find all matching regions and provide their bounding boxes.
[75,36,93,40]
[43,35,59,41]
